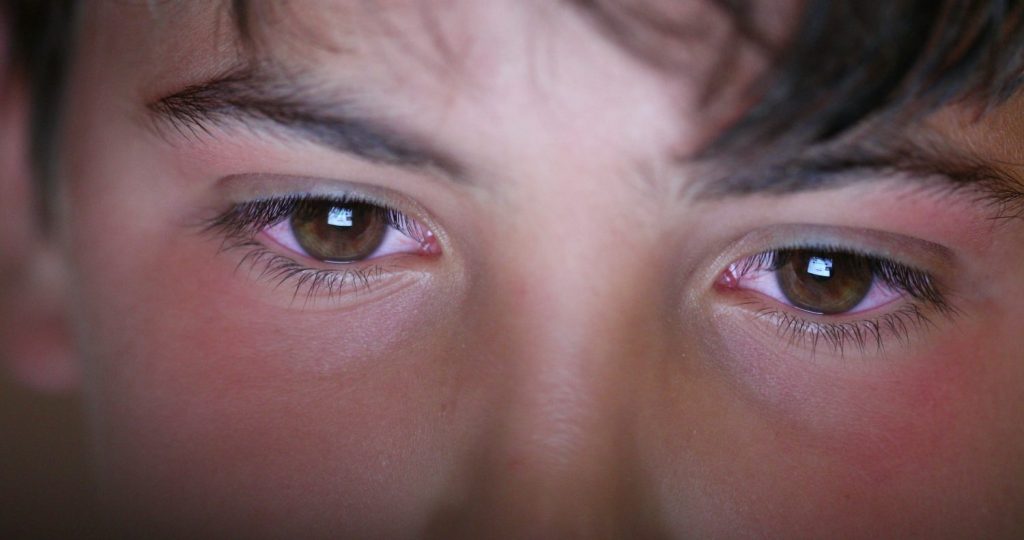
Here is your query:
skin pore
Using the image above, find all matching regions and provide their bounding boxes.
[7,0,1024,536]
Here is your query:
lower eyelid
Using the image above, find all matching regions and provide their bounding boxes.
[749,304,934,356]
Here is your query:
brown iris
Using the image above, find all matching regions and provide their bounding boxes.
[290,201,387,262]
[776,251,873,314]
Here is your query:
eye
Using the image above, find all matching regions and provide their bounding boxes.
[204,193,443,300]
[715,244,954,355]
[263,199,437,263]
[720,249,907,315]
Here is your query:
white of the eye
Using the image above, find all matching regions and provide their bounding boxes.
[806,256,833,277]
[327,207,354,227]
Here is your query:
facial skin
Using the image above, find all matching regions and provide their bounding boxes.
[3,0,1024,537]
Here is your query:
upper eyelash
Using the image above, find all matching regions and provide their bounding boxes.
[204,193,422,243]
[735,245,951,311]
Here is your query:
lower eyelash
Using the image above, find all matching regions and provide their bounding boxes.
[223,238,387,303]
[203,194,425,300]
[748,302,938,356]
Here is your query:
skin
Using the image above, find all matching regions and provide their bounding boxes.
[2,1,1024,537]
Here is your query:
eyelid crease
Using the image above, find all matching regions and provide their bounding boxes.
[713,223,959,282]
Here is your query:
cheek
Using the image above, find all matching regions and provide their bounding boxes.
[69,221,468,532]
[702,308,1024,534]
[59,92,484,533]
[711,314,984,460]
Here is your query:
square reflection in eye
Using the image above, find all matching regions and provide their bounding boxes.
[328,207,354,227]
[807,256,833,278]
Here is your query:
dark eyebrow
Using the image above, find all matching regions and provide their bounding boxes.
[695,134,1024,217]
[146,68,461,175]
[149,69,1024,216]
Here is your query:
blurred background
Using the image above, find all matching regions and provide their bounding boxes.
[0,5,98,537]
[0,379,96,536]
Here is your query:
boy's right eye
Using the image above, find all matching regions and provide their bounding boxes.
[203,194,441,299]
[263,199,438,264]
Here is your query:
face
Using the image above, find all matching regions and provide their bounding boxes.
[30,0,1024,536]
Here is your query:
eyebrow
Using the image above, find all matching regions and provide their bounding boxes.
[216,0,1024,212]
[693,134,1024,216]
[148,69,1024,216]
[147,67,461,175]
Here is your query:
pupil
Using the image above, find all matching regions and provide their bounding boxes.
[290,201,387,263]
[776,251,873,314]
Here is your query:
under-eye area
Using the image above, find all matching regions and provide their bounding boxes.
[203,192,441,302]
[715,244,959,356]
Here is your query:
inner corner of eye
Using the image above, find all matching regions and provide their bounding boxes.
[418,228,443,256]
[715,264,743,290]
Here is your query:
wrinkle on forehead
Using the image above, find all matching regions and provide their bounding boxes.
[212,1,775,146]
[98,0,799,166]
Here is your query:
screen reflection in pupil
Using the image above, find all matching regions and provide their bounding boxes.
[290,201,387,262]
[776,251,873,314]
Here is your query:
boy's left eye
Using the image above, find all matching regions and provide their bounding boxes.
[721,249,906,315]
[263,199,436,263]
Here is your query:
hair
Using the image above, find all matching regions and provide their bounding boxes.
[5,0,76,222]
[5,0,1024,190]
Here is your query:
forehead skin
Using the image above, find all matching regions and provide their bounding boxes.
[57,0,1024,537]
[98,0,789,159]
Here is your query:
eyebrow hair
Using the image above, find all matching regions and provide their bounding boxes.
[148,64,1024,220]
[213,0,1024,212]
[694,134,1024,217]
[147,67,461,175]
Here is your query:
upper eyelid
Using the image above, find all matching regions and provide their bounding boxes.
[711,224,959,281]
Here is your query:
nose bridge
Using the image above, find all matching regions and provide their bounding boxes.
[441,187,668,535]
[493,181,655,455]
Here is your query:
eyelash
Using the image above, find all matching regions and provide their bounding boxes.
[726,246,957,355]
[204,193,425,300]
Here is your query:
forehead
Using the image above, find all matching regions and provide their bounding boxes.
[79,0,790,163]
[85,0,782,131]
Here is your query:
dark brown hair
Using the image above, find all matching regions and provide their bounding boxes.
[5,0,1024,183]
